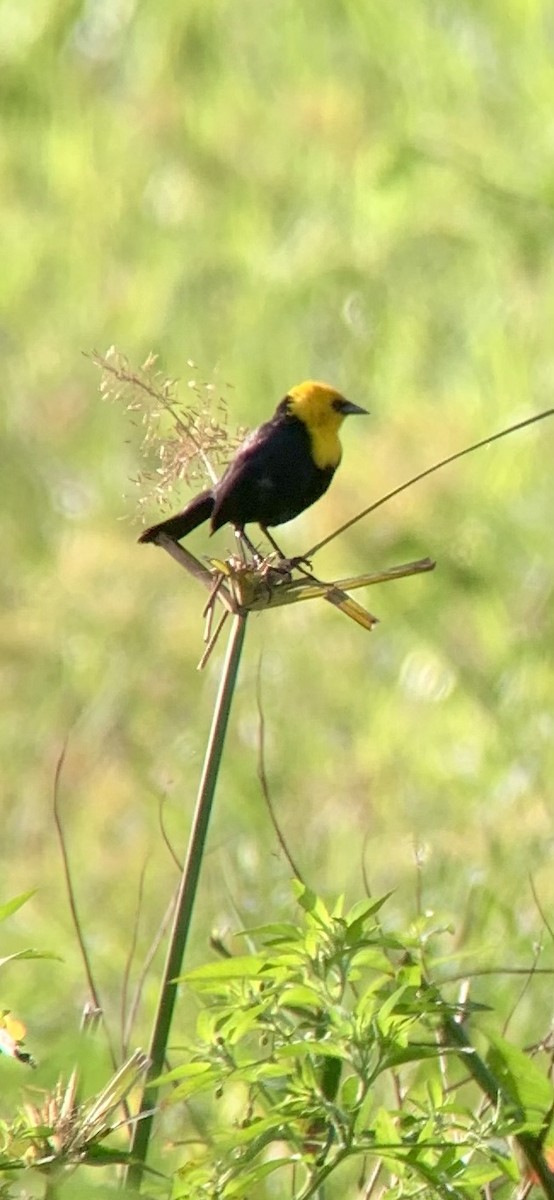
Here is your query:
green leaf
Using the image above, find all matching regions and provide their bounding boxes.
[183,955,263,982]
[196,1007,220,1043]
[381,1044,443,1070]
[159,1060,214,1083]
[223,1156,291,1197]
[487,1140,520,1181]
[0,949,62,967]
[353,1086,376,1134]
[152,1061,216,1099]
[350,950,393,975]
[217,1114,284,1148]
[427,1072,444,1108]
[273,1040,348,1062]
[374,1106,401,1146]
[235,923,300,943]
[344,895,395,944]
[277,984,323,1009]
[486,1032,553,1122]
[218,1006,267,1044]
[293,883,330,925]
[454,1163,504,1186]
[373,1106,406,1175]
[170,1073,220,1101]
[0,892,36,923]
[234,1060,291,1083]
[353,976,385,1025]
[339,1073,360,1110]
[345,894,394,926]
[375,985,410,1033]
[397,961,422,987]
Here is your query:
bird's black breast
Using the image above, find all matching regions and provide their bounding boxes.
[211,414,335,531]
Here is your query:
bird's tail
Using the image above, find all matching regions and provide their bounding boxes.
[138,490,215,544]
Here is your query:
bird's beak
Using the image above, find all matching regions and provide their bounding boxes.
[340,400,369,416]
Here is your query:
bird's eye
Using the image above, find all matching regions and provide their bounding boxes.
[332,397,344,411]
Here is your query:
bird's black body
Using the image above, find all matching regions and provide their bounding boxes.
[211,405,336,531]
[139,384,367,547]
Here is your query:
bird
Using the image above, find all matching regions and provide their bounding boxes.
[138,380,368,558]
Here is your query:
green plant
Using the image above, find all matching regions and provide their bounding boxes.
[156,885,554,1199]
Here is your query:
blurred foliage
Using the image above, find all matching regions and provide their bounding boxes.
[2,0,554,1193]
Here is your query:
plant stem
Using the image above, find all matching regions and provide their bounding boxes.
[126,612,248,1191]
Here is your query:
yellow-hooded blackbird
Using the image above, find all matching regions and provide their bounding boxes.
[138,380,368,552]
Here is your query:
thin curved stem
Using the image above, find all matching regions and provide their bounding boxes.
[306,407,554,558]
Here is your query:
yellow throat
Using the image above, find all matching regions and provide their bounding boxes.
[286,380,348,469]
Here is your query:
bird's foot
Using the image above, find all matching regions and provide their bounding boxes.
[234,529,266,566]
[277,554,313,573]
[258,554,313,583]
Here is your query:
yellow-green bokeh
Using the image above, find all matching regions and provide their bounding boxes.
[2,0,554,1187]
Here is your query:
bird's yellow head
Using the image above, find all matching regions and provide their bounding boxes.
[283,381,368,469]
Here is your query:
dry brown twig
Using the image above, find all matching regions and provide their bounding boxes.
[89,346,246,517]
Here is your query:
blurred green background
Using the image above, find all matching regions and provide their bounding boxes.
[2,0,554,1185]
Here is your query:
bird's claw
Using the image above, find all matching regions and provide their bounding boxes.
[259,554,313,582]
[280,554,313,572]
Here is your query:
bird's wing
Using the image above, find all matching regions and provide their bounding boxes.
[212,416,332,530]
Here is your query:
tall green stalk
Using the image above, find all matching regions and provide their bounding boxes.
[126,612,248,1191]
